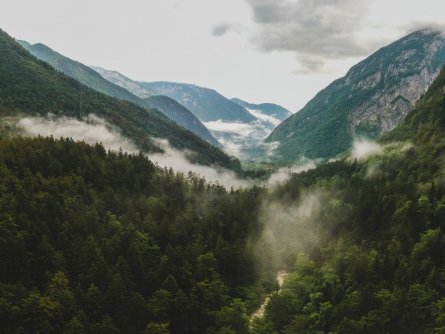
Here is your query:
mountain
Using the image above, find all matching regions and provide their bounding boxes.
[231,98,292,121]
[19,41,220,146]
[384,62,445,144]
[143,95,220,146]
[91,69,296,160]
[91,66,153,98]
[0,29,237,170]
[90,66,220,146]
[254,66,445,333]
[267,29,445,161]
[202,98,288,161]
[18,41,144,106]
[138,81,256,122]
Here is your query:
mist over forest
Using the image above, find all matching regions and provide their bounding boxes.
[1,2,445,333]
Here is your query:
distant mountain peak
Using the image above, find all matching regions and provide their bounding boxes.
[138,81,256,123]
[91,66,153,99]
[230,98,292,121]
[17,40,31,48]
[91,67,220,146]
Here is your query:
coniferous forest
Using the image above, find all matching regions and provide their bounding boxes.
[0,137,266,333]
[2,66,445,332]
[1,11,445,334]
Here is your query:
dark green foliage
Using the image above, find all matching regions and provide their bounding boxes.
[17,42,220,146]
[267,30,445,161]
[0,29,238,170]
[18,41,146,107]
[0,137,262,333]
[261,67,445,333]
[2,27,445,334]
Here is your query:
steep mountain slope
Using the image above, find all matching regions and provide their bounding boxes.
[255,66,445,333]
[383,63,445,144]
[143,95,220,146]
[91,66,153,98]
[231,98,292,121]
[92,68,295,160]
[0,29,237,169]
[18,41,144,107]
[139,81,256,122]
[267,29,445,160]
[91,66,220,146]
[19,41,220,146]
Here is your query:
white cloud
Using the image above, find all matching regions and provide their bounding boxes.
[203,120,257,135]
[267,160,316,186]
[16,114,139,153]
[246,108,282,127]
[253,187,345,270]
[15,114,252,189]
[3,0,445,112]
[147,138,251,189]
[244,0,445,73]
[12,114,318,189]
[350,138,382,161]
[245,0,372,72]
[203,117,278,161]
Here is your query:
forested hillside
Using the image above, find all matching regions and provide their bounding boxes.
[253,67,445,333]
[17,41,145,107]
[0,29,237,170]
[10,44,220,146]
[1,26,445,334]
[0,137,265,333]
[267,30,445,161]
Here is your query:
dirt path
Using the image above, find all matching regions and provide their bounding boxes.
[251,270,288,321]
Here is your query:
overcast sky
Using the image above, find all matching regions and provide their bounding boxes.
[2,0,445,111]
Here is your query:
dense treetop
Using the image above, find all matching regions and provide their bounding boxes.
[0,136,264,333]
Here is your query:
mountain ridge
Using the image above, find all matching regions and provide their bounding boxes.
[18,41,220,146]
[138,81,256,123]
[231,98,292,121]
[91,66,153,99]
[267,29,445,160]
[0,29,237,170]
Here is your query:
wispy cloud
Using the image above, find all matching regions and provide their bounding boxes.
[253,185,349,271]
[244,0,378,72]
[203,118,278,160]
[146,138,251,189]
[212,23,232,37]
[14,114,318,189]
[14,114,251,189]
[16,114,139,153]
[267,160,316,186]
[350,138,382,161]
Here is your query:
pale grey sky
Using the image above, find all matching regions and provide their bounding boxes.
[2,0,445,111]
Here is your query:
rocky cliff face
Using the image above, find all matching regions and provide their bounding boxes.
[348,32,445,136]
[267,30,445,161]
